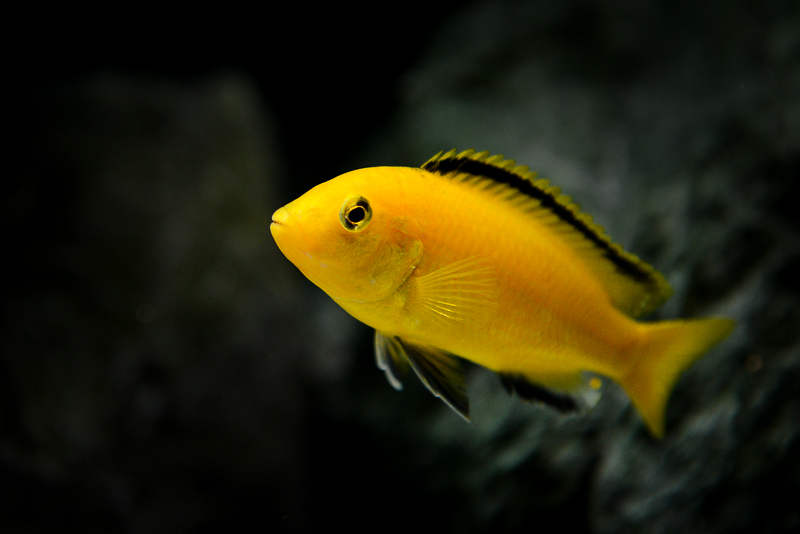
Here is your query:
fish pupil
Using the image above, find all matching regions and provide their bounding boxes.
[340,196,372,231]
[348,206,366,223]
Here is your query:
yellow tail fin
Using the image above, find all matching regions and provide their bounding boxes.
[621,318,735,438]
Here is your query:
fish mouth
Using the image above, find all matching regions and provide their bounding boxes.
[270,206,309,258]
[269,208,291,236]
[271,207,290,229]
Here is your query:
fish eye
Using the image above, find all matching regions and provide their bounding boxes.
[340,196,372,232]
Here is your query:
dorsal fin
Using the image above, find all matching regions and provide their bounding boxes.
[421,149,672,317]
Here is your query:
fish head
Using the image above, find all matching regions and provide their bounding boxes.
[271,167,423,303]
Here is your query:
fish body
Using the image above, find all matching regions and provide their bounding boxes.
[271,150,734,437]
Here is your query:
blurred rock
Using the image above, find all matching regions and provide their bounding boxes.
[2,73,310,532]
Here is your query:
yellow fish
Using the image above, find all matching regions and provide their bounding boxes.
[271,149,734,437]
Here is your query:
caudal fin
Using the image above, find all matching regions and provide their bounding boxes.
[621,317,735,438]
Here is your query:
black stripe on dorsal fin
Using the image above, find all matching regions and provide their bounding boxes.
[422,149,672,317]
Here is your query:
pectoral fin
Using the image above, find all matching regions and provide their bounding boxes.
[408,256,498,329]
[374,331,470,421]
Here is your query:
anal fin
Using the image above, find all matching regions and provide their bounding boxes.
[499,372,603,414]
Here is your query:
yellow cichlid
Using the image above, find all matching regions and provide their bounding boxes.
[271,149,735,438]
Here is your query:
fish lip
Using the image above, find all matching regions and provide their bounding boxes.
[271,207,290,227]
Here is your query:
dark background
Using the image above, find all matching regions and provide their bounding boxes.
[5,1,799,532]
